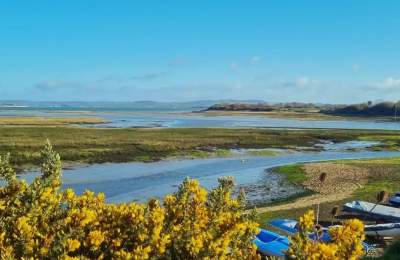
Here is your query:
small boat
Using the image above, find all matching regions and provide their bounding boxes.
[253,229,289,257]
[269,219,332,242]
[365,223,400,237]
[343,200,400,222]
[389,192,400,207]
[269,219,370,252]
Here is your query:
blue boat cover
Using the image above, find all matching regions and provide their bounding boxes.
[253,229,289,257]
[269,219,370,252]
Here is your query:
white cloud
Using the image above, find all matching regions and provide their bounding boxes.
[380,77,400,89]
[366,77,400,91]
[250,56,261,64]
[296,77,313,86]
[34,80,81,91]
[130,72,165,81]
[282,77,318,88]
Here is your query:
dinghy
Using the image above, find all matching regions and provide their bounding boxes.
[253,229,289,257]
[343,201,400,222]
[343,201,400,223]
[269,219,370,252]
[365,223,400,237]
[389,192,400,207]
[269,219,332,242]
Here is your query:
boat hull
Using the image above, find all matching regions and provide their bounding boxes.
[365,223,400,237]
[254,229,289,257]
[343,201,400,222]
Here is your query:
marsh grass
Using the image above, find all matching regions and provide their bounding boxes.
[3,127,396,166]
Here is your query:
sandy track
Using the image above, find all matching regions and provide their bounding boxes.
[255,162,370,213]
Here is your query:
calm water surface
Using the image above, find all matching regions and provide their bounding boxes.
[22,148,400,204]
[1,109,400,130]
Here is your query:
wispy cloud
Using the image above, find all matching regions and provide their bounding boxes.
[282,77,318,88]
[130,72,165,81]
[249,56,261,64]
[363,77,400,93]
[34,80,82,91]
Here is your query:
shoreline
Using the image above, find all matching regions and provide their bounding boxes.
[197,110,400,122]
[255,157,400,227]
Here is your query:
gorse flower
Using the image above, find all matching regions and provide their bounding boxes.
[0,142,367,259]
[288,210,366,259]
[0,142,260,259]
[66,239,81,252]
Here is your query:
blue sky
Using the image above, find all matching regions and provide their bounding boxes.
[1,1,400,103]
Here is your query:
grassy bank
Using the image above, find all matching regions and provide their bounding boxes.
[1,126,399,167]
[257,157,400,227]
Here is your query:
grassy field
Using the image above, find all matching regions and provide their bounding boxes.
[1,126,399,167]
[1,126,400,167]
[257,157,400,228]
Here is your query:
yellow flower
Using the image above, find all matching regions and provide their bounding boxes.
[16,216,32,235]
[0,200,6,210]
[66,239,80,252]
[299,209,315,231]
[88,230,105,247]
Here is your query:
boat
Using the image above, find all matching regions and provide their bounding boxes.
[269,219,332,242]
[389,192,400,207]
[343,200,400,222]
[253,229,289,257]
[269,219,370,252]
[365,223,400,237]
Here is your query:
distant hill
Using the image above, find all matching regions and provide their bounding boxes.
[206,102,324,112]
[0,100,265,112]
[322,101,400,116]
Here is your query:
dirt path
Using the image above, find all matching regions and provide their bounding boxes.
[254,162,370,213]
[256,193,351,213]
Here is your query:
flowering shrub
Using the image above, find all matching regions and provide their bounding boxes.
[287,210,365,259]
[0,141,260,259]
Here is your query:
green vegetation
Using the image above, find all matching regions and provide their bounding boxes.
[273,164,308,184]
[365,240,400,260]
[206,101,400,119]
[323,101,400,117]
[257,156,400,226]
[246,149,279,157]
[359,135,400,150]
[2,126,399,166]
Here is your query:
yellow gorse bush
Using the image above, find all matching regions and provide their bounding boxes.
[0,141,260,259]
[287,210,365,260]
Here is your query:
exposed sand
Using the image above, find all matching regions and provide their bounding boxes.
[255,162,370,213]
[0,117,108,126]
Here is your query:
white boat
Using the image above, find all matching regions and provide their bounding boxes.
[271,218,400,238]
[389,192,400,207]
[343,201,400,222]
[365,223,400,237]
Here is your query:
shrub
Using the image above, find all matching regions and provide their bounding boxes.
[0,141,260,259]
[287,210,365,259]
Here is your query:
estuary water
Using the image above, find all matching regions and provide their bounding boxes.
[1,108,400,130]
[21,148,400,204]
